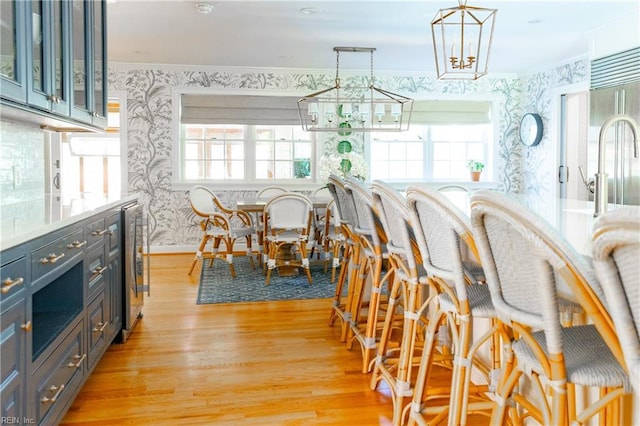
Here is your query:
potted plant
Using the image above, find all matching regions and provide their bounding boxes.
[467,160,485,181]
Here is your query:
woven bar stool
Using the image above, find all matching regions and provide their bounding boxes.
[344,177,394,373]
[592,207,640,392]
[470,190,632,426]
[369,180,435,426]
[327,174,359,342]
[406,185,501,426]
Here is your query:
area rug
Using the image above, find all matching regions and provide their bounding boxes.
[197,256,337,304]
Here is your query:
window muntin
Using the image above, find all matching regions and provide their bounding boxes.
[183,125,245,180]
[182,124,313,182]
[370,123,492,182]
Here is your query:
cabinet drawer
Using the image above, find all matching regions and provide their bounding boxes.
[85,217,108,250]
[1,298,27,420]
[30,320,85,425]
[106,212,121,255]
[87,292,107,372]
[31,229,85,284]
[85,246,107,302]
[1,255,27,304]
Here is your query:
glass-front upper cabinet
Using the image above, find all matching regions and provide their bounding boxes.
[70,0,107,128]
[0,0,28,103]
[26,0,71,115]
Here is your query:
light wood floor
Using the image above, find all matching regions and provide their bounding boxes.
[61,253,483,425]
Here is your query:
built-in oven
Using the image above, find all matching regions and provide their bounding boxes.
[119,201,148,342]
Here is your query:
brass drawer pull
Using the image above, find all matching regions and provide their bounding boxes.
[91,265,108,276]
[92,321,108,333]
[41,384,65,404]
[40,253,65,264]
[67,240,87,249]
[67,353,86,369]
[91,229,108,236]
[1,277,24,293]
[20,321,32,332]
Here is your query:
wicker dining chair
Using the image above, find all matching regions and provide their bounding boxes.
[370,180,431,426]
[406,185,500,426]
[344,177,393,373]
[470,190,632,426]
[187,185,256,277]
[262,192,314,286]
[592,206,640,392]
[327,174,358,342]
[256,186,288,269]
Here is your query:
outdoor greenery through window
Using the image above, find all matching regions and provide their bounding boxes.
[182,124,313,181]
[369,123,492,182]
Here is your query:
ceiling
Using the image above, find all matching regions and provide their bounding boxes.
[106,0,639,75]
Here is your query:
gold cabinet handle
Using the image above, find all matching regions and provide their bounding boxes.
[1,277,24,294]
[92,321,108,333]
[90,265,108,277]
[40,253,65,264]
[67,353,86,369]
[91,229,108,237]
[20,321,32,332]
[41,384,65,404]
[66,240,87,249]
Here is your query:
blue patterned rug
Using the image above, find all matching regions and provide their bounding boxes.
[197,256,338,304]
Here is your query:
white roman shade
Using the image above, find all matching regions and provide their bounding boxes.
[180,94,301,125]
[410,100,491,124]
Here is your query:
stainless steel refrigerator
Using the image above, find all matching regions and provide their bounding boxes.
[587,50,640,206]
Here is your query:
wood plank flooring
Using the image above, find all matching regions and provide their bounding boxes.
[60,253,481,425]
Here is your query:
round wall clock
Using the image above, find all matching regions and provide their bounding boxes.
[519,113,543,147]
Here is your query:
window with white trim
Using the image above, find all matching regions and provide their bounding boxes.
[370,123,493,182]
[181,123,314,182]
[369,100,494,182]
[178,94,316,183]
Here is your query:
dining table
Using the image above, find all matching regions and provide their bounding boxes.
[236,196,332,213]
[236,195,332,277]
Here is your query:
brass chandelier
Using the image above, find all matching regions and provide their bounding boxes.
[431,0,497,80]
[298,47,413,132]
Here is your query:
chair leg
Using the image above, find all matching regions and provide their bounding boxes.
[329,243,351,326]
[265,242,279,286]
[346,255,370,350]
[188,235,210,275]
[299,243,313,284]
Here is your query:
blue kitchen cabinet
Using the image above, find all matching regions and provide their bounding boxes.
[0,0,107,130]
[26,0,72,116]
[0,0,28,103]
[1,199,131,425]
[69,0,107,129]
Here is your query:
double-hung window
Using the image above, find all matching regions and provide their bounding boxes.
[369,100,494,182]
[178,94,314,184]
[182,123,313,181]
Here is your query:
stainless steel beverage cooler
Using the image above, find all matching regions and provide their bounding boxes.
[119,201,148,342]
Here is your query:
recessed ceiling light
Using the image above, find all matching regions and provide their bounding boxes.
[195,3,215,15]
[300,7,319,15]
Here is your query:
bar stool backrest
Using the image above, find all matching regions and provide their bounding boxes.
[370,180,418,273]
[406,185,475,302]
[592,207,640,389]
[470,190,604,355]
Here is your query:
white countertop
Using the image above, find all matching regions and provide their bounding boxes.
[441,191,617,259]
[0,193,138,251]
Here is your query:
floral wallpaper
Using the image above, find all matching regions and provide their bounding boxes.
[107,59,588,250]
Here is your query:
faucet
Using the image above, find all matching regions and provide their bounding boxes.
[594,114,639,217]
